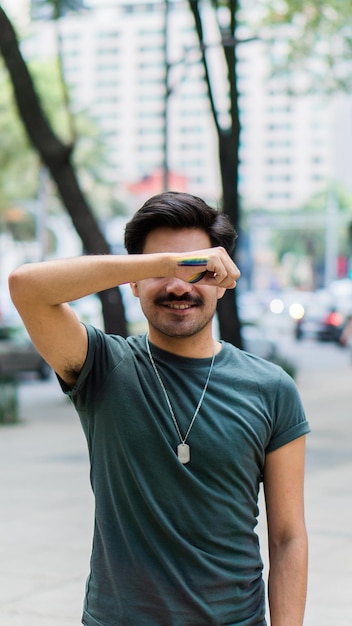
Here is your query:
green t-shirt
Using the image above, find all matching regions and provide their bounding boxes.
[63,325,310,626]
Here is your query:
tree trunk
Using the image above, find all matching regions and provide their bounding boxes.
[0,6,127,336]
[216,131,242,348]
[188,0,242,347]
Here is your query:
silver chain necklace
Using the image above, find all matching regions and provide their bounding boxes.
[145,335,215,464]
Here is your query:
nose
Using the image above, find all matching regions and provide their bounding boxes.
[165,277,193,296]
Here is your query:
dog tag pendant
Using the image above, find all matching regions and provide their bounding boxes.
[177,443,190,464]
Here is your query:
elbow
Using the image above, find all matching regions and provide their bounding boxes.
[8,265,32,309]
[8,267,21,304]
[268,516,308,552]
[269,526,308,564]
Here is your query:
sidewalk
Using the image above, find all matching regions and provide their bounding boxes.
[0,361,351,625]
[0,380,92,626]
[296,363,352,626]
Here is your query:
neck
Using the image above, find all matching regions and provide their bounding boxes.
[147,328,221,359]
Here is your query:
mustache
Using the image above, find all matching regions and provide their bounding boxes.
[154,293,203,306]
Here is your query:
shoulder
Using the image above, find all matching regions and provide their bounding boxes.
[219,340,301,407]
[68,326,147,394]
[220,340,289,382]
[85,324,145,355]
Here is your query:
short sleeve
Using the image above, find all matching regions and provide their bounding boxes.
[265,369,310,453]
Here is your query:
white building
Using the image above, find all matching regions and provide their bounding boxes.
[20,0,352,212]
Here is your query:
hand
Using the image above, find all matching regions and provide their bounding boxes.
[173,247,240,289]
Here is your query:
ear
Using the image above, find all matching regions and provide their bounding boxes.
[216,287,226,300]
[130,282,139,298]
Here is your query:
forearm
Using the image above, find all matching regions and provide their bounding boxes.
[9,253,170,309]
[268,534,308,626]
[9,246,239,314]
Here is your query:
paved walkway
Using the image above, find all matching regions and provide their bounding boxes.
[296,363,352,626]
[0,355,351,625]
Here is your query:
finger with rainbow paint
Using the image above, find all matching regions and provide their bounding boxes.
[176,257,210,284]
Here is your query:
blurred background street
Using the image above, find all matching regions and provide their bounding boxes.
[0,336,351,626]
[1,0,352,623]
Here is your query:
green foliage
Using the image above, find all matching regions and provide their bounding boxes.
[272,226,324,263]
[269,186,352,287]
[0,54,119,223]
[0,62,39,211]
[259,0,352,94]
[30,60,116,217]
[302,182,352,213]
[0,379,19,424]
[29,59,73,143]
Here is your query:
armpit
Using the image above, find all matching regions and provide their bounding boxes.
[59,363,83,388]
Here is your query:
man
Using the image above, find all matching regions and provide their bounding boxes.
[9,192,309,626]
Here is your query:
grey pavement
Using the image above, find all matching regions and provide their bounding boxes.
[0,343,351,625]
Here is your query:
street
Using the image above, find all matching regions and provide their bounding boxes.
[0,336,351,625]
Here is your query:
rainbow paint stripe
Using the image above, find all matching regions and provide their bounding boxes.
[177,257,208,283]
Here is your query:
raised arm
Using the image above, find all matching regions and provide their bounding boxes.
[9,247,238,385]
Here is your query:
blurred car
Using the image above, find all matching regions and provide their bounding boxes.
[295,306,345,343]
[0,326,51,380]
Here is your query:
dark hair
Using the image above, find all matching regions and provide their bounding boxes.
[124,191,237,255]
